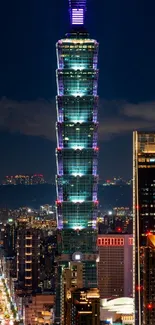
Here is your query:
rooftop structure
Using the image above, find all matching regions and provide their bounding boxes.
[101,297,134,315]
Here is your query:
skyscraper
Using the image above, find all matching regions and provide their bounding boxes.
[55,0,99,323]
[133,131,155,325]
[143,234,155,325]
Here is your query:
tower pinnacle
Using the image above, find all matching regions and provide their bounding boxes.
[69,0,86,25]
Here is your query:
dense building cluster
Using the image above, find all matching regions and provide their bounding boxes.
[3,174,45,185]
[0,207,56,324]
[0,1,153,325]
[0,204,133,325]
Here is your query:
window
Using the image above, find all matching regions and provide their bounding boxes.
[97,237,124,246]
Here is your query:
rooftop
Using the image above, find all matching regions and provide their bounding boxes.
[100,297,133,315]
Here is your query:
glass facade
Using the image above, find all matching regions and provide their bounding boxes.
[55,1,99,323]
[56,36,99,232]
[133,132,155,325]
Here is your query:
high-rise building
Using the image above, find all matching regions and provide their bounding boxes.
[97,234,133,299]
[3,219,17,257]
[16,227,40,294]
[133,131,155,325]
[40,230,57,293]
[143,234,155,325]
[55,0,99,323]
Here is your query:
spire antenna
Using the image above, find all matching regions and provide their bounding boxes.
[69,0,87,26]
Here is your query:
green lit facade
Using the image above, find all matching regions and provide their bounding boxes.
[55,1,99,323]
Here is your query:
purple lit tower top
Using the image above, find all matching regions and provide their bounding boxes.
[69,0,86,25]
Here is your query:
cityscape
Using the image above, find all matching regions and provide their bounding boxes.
[0,1,154,325]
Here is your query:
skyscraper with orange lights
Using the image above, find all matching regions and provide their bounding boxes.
[133,131,155,325]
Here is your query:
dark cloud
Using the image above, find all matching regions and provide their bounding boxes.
[0,97,154,141]
[0,97,56,140]
[99,100,155,138]
[123,101,155,121]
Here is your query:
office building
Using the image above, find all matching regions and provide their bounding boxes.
[133,131,155,325]
[40,230,57,293]
[3,219,17,257]
[143,234,155,325]
[55,0,99,322]
[97,234,133,299]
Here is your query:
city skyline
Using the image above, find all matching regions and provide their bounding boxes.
[0,0,155,180]
[0,1,154,324]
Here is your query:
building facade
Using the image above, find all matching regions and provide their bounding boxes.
[24,294,55,325]
[97,234,133,299]
[65,288,100,325]
[133,131,155,325]
[100,297,134,325]
[55,0,99,323]
[17,227,40,293]
[143,234,155,325]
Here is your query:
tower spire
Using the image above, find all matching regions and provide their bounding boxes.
[69,0,87,25]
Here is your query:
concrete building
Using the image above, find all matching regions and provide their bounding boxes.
[97,234,133,299]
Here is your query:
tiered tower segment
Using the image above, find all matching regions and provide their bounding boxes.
[55,2,99,320]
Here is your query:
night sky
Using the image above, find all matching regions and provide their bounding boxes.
[0,0,155,181]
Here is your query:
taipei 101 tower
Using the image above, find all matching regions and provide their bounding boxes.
[55,0,99,322]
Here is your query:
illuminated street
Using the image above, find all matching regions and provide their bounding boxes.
[0,275,17,325]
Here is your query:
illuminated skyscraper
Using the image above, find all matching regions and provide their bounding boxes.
[55,0,99,323]
[143,234,155,325]
[133,132,155,325]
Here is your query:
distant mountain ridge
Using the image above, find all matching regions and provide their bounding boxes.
[0,184,132,209]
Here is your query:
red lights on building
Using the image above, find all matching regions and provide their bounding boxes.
[128,237,133,245]
[146,231,152,236]
[136,285,143,291]
[98,237,124,247]
[98,236,133,247]
[33,174,43,177]
[147,303,153,309]
[56,200,62,204]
